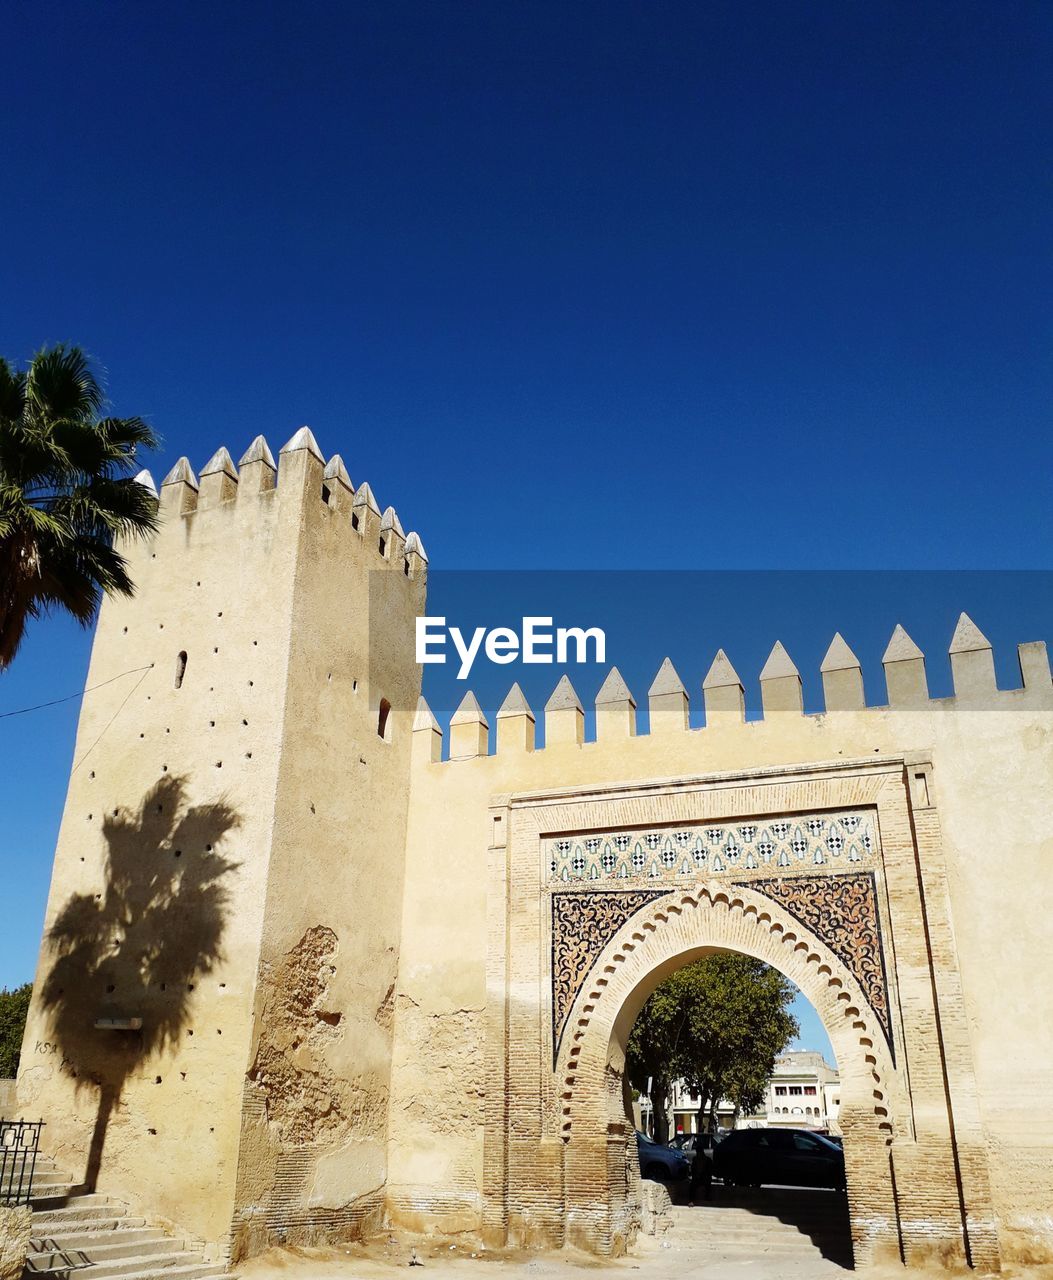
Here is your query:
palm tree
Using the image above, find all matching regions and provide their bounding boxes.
[0,345,159,669]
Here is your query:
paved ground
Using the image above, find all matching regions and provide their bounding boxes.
[238,1188,1053,1280]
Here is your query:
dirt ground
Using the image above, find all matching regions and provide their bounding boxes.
[239,1227,1053,1280]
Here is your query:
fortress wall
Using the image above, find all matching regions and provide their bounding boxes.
[16,446,302,1253]
[16,435,428,1261]
[392,633,1053,1252]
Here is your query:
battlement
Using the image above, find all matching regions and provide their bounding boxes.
[136,427,428,578]
[413,616,1053,763]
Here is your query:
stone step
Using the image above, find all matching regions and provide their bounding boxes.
[34,1234,186,1266]
[677,1228,839,1245]
[32,1219,147,1242]
[112,1265,229,1280]
[32,1227,173,1253]
[66,1249,210,1280]
[33,1210,144,1233]
[1,1166,67,1185]
[25,1184,84,1203]
[32,1204,132,1225]
[20,1156,230,1280]
[676,1239,826,1256]
[676,1214,841,1232]
[675,1215,847,1235]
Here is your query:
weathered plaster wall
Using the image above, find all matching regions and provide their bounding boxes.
[17,435,425,1262]
[390,637,1053,1260]
[229,441,424,1254]
[17,446,301,1255]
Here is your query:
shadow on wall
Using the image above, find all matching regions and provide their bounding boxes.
[39,775,239,1191]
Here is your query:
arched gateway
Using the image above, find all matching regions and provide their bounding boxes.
[479,759,999,1269]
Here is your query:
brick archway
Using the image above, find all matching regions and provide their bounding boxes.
[554,885,897,1262]
[482,759,1000,1269]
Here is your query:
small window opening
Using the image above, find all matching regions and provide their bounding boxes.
[175,651,188,689]
[377,698,392,741]
[378,536,387,557]
[321,483,331,505]
[351,512,360,531]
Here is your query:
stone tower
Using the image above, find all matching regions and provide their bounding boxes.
[16,429,427,1260]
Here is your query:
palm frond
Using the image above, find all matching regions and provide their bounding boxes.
[0,344,159,668]
[24,345,105,422]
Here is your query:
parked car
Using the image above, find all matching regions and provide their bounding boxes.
[713,1127,846,1190]
[669,1132,721,1161]
[636,1132,691,1183]
[815,1131,844,1147]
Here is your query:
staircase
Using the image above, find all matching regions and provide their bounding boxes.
[664,1186,853,1272]
[6,1153,235,1280]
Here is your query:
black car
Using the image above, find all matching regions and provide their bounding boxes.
[713,1127,846,1190]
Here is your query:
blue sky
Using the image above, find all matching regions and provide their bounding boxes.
[2,2,1051,1061]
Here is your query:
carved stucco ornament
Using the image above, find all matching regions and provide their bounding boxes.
[550,870,893,1063]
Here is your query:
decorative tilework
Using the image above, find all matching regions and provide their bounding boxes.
[549,868,893,1063]
[546,810,877,884]
[737,870,893,1052]
[550,889,671,1059]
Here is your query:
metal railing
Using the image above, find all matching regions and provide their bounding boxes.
[0,1118,44,1207]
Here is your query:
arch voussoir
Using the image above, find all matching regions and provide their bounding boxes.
[554,884,900,1261]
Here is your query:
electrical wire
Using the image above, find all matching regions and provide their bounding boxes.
[0,664,154,720]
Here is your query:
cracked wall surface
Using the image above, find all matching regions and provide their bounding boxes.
[247,926,346,1145]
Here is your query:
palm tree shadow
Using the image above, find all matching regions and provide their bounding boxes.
[39,775,239,1191]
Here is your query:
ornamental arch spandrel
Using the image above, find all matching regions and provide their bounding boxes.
[481,757,1000,1269]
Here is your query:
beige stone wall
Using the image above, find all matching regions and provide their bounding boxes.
[390,637,1053,1263]
[17,435,425,1262]
[18,448,299,1255]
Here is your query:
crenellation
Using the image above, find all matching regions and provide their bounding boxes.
[199,447,239,506]
[821,633,865,712]
[703,648,746,725]
[322,453,354,509]
[647,658,688,734]
[380,505,406,560]
[1018,639,1052,697]
[497,682,536,754]
[545,675,585,746]
[412,695,443,764]
[948,612,997,701]
[882,624,928,707]
[237,435,277,494]
[595,667,636,740]
[759,641,803,717]
[147,434,422,585]
[352,480,381,542]
[134,468,159,498]
[404,531,428,578]
[425,617,1051,766]
[450,690,490,759]
[160,456,200,515]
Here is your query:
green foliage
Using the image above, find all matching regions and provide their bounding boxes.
[0,983,32,1079]
[627,953,799,1133]
[0,345,159,668]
